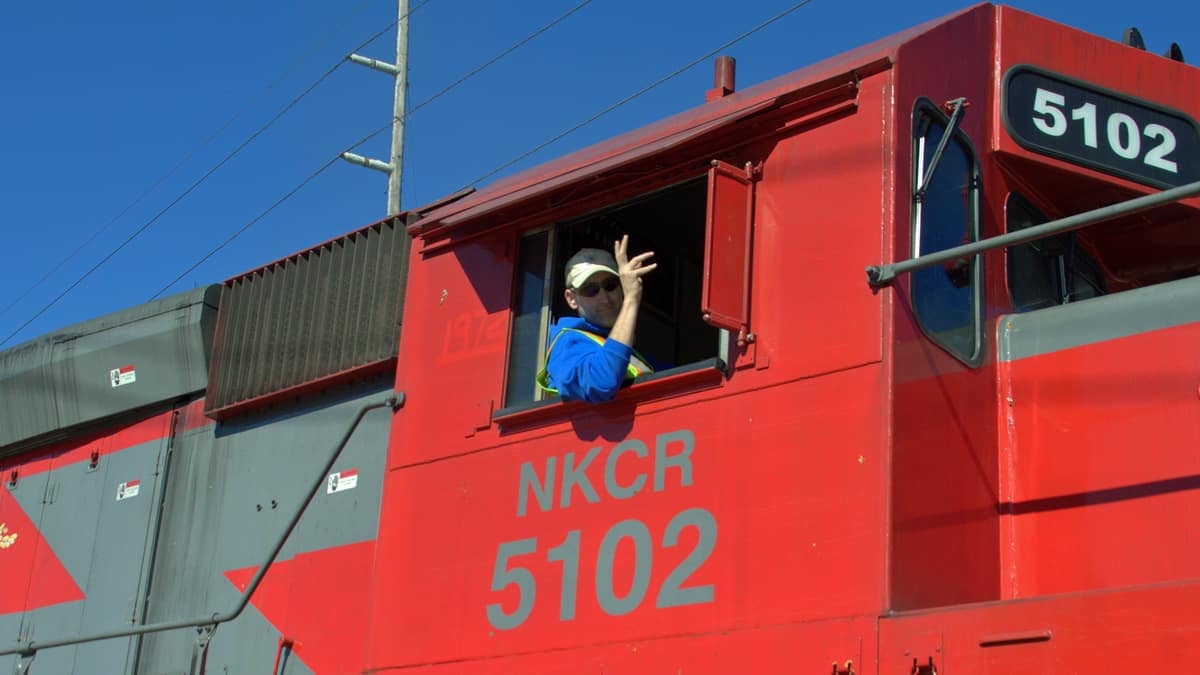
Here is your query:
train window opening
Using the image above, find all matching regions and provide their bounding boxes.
[911,100,982,364]
[1007,192,1106,312]
[503,176,723,408]
[998,162,1200,296]
[505,227,557,406]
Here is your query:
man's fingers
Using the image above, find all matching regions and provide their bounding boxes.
[627,251,655,266]
[632,263,658,277]
[614,235,629,262]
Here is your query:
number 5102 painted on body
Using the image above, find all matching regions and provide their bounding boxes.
[1031,87,1179,173]
[486,507,717,631]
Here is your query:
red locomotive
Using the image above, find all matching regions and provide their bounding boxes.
[2,4,1198,673]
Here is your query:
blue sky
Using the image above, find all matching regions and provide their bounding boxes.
[0,0,1194,346]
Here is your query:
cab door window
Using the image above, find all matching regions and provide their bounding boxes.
[911,101,982,364]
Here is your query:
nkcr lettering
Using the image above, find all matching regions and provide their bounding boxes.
[516,429,696,517]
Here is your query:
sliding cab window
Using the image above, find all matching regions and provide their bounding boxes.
[505,227,556,406]
[911,100,982,365]
[1006,193,1106,312]
[502,167,755,410]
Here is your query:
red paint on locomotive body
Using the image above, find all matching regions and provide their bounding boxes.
[0,409,176,617]
[363,4,1200,672]
[1001,322,1200,596]
[0,489,85,613]
[224,540,376,675]
[0,408,174,480]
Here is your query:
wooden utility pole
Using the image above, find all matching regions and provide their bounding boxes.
[387,0,409,215]
[343,0,410,215]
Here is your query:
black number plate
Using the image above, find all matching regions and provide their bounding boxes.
[1003,65,1200,188]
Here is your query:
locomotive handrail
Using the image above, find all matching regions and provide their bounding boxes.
[866,179,1200,287]
[1,393,404,675]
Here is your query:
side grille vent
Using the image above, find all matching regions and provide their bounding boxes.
[205,217,407,419]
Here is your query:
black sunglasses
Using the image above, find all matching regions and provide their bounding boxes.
[574,277,620,298]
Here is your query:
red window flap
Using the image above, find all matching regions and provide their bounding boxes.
[702,160,756,344]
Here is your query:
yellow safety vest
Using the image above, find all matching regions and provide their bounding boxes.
[536,328,654,395]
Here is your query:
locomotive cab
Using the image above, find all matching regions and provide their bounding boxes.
[378,4,1200,672]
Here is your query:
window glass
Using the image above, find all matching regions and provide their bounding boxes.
[504,229,552,405]
[1070,252,1106,301]
[912,105,981,363]
[1007,192,1107,312]
[1007,193,1060,311]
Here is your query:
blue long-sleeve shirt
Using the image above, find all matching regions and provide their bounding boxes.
[549,309,672,398]
[543,317,636,403]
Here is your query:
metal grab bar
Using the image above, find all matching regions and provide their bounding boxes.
[1,393,403,674]
[866,179,1200,287]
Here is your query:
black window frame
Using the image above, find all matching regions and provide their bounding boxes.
[910,98,984,366]
[496,168,759,418]
[1005,192,1108,312]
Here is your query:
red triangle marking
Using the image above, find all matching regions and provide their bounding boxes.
[224,540,375,675]
[0,491,85,614]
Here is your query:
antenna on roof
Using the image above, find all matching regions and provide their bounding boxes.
[1123,27,1146,49]
[1122,26,1185,63]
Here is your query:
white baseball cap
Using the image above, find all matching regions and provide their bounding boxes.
[565,248,619,289]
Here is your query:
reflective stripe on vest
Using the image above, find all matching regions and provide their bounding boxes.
[535,328,653,395]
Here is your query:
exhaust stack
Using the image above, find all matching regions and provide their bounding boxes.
[706,55,736,102]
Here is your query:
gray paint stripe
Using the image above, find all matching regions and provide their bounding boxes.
[998,273,1200,360]
[998,275,1200,361]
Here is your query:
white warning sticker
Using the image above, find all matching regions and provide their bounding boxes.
[110,364,136,388]
[327,468,359,494]
[116,479,141,501]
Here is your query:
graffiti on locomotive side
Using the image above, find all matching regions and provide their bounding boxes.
[487,429,717,631]
[0,523,17,549]
[439,312,507,364]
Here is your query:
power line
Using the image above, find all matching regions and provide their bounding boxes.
[150,1,596,300]
[148,157,343,301]
[347,0,433,55]
[0,65,347,348]
[0,0,434,348]
[411,0,594,115]
[343,0,598,171]
[147,123,398,302]
[4,0,815,347]
[466,0,819,188]
[0,0,381,324]
[150,0,807,303]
